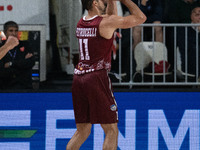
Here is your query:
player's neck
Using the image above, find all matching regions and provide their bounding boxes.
[86,9,101,20]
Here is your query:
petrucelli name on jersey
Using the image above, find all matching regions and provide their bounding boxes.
[76,28,97,37]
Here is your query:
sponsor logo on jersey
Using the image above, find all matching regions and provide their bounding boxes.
[110,104,117,111]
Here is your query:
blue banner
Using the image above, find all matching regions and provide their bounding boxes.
[0,92,200,150]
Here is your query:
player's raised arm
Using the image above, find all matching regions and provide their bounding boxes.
[113,0,146,29]
[100,0,146,39]
[106,0,118,15]
[104,0,146,28]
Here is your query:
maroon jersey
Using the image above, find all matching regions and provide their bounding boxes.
[75,15,114,75]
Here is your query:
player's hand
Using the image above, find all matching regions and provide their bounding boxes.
[5,36,19,50]
[25,53,33,59]
[4,62,10,68]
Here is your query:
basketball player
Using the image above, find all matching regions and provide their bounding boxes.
[0,36,19,60]
[66,0,146,149]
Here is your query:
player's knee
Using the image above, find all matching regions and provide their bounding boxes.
[101,124,118,137]
[110,127,118,137]
[78,125,91,138]
[83,128,91,138]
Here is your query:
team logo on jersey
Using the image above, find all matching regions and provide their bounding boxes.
[110,104,117,111]
[20,47,25,52]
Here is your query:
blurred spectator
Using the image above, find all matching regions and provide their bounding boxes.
[0,21,35,89]
[177,7,200,80]
[132,0,163,49]
[164,0,198,72]
[164,0,200,23]
[117,0,163,81]
[175,0,199,23]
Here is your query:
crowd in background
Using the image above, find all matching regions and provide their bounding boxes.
[110,0,200,82]
[1,0,200,90]
[0,21,35,90]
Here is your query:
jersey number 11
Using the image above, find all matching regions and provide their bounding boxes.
[79,39,90,60]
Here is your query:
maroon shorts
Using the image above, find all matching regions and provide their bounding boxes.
[72,69,118,124]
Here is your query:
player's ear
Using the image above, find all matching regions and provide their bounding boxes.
[93,0,98,5]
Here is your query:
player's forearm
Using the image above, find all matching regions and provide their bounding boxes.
[106,0,117,15]
[121,0,146,22]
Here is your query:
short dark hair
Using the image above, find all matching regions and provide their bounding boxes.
[4,21,18,33]
[82,0,97,10]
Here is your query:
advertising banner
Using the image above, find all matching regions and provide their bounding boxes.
[0,92,200,150]
[0,0,49,40]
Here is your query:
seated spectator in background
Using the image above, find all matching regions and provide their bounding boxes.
[0,21,35,89]
[177,7,200,80]
[175,0,199,23]
[163,0,199,73]
[132,0,163,49]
